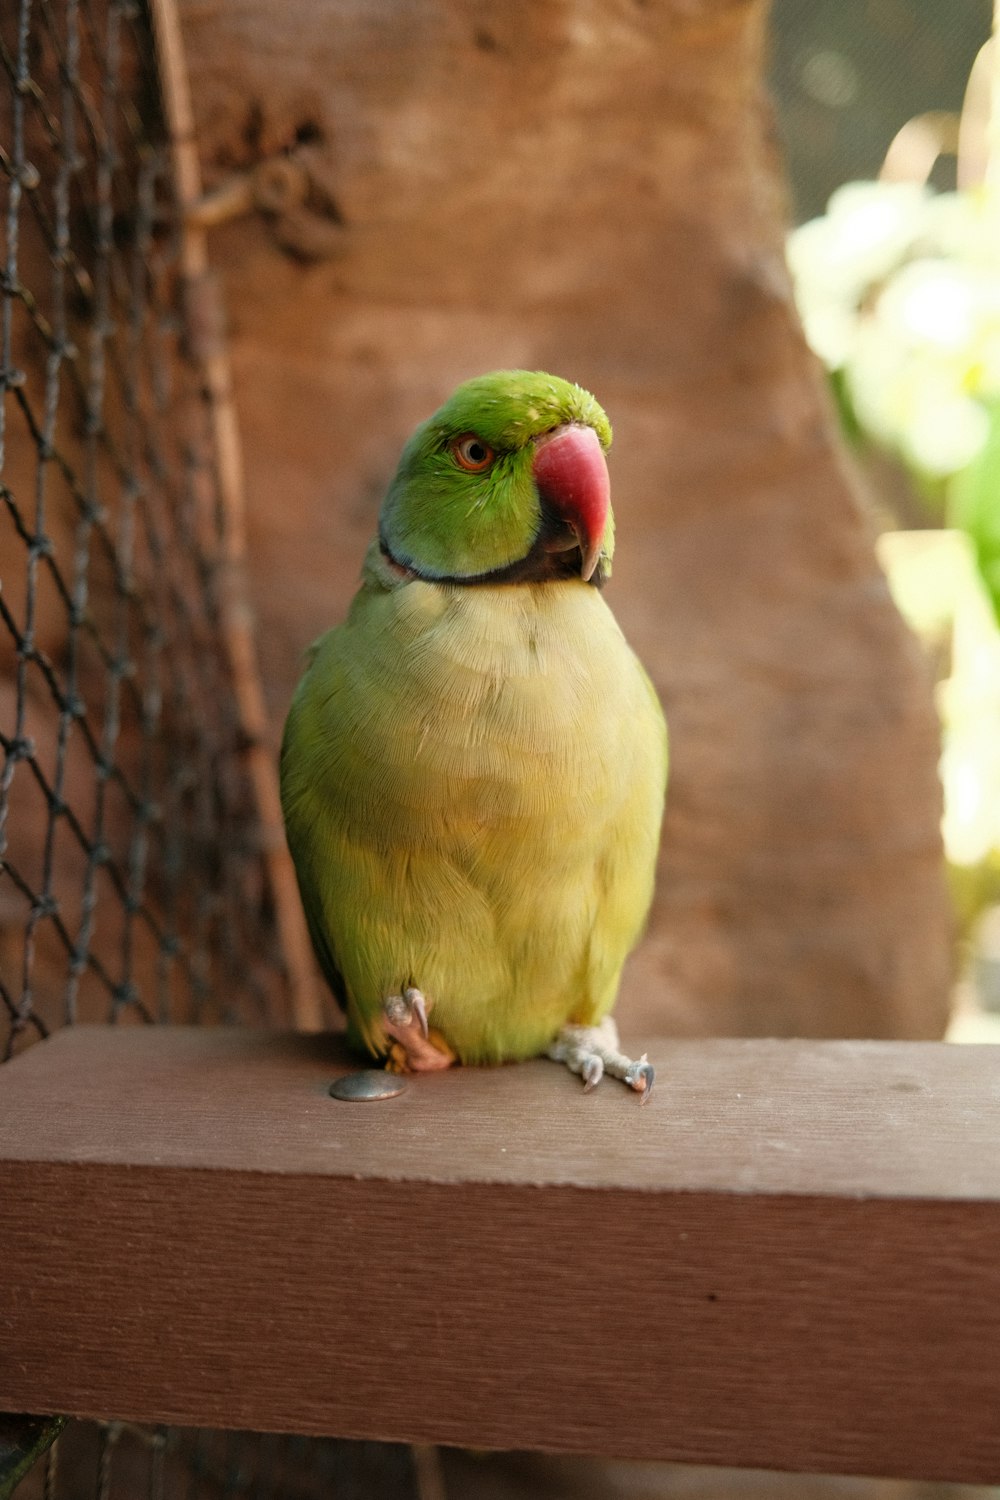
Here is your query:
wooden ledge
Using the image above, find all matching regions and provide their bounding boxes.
[1,1027,999,1483]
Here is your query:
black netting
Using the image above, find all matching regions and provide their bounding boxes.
[0,0,289,1056]
[1,5,323,1490]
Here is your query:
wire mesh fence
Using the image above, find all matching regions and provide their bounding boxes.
[1,0,312,1490]
[0,0,290,1058]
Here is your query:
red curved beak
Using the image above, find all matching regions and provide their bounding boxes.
[531,424,610,582]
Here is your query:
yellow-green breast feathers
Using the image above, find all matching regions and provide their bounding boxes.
[280,371,667,1065]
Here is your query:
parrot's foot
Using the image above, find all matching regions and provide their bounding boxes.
[383,988,456,1074]
[546,1016,655,1104]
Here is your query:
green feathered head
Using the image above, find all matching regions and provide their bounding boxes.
[379,370,615,585]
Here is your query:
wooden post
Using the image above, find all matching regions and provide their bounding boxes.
[147,0,324,1032]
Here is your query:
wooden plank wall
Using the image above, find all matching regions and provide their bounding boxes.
[1,1028,999,1483]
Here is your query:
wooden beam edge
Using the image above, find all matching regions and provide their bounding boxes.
[2,1027,1000,1481]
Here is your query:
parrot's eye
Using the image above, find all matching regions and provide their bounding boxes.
[451,435,495,473]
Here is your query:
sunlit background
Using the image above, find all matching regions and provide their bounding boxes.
[772,0,1000,1040]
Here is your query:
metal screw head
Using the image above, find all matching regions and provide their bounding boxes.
[329,1069,407,1102]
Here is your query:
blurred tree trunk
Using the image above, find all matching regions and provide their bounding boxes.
[180,0,952,1039]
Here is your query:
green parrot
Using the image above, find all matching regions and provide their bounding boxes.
[280,370,667,1099]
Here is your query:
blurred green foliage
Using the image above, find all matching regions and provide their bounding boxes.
[796,179,1000,972]
[789,183,1000,622]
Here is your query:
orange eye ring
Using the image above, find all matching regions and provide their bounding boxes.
[451,434,495,473]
